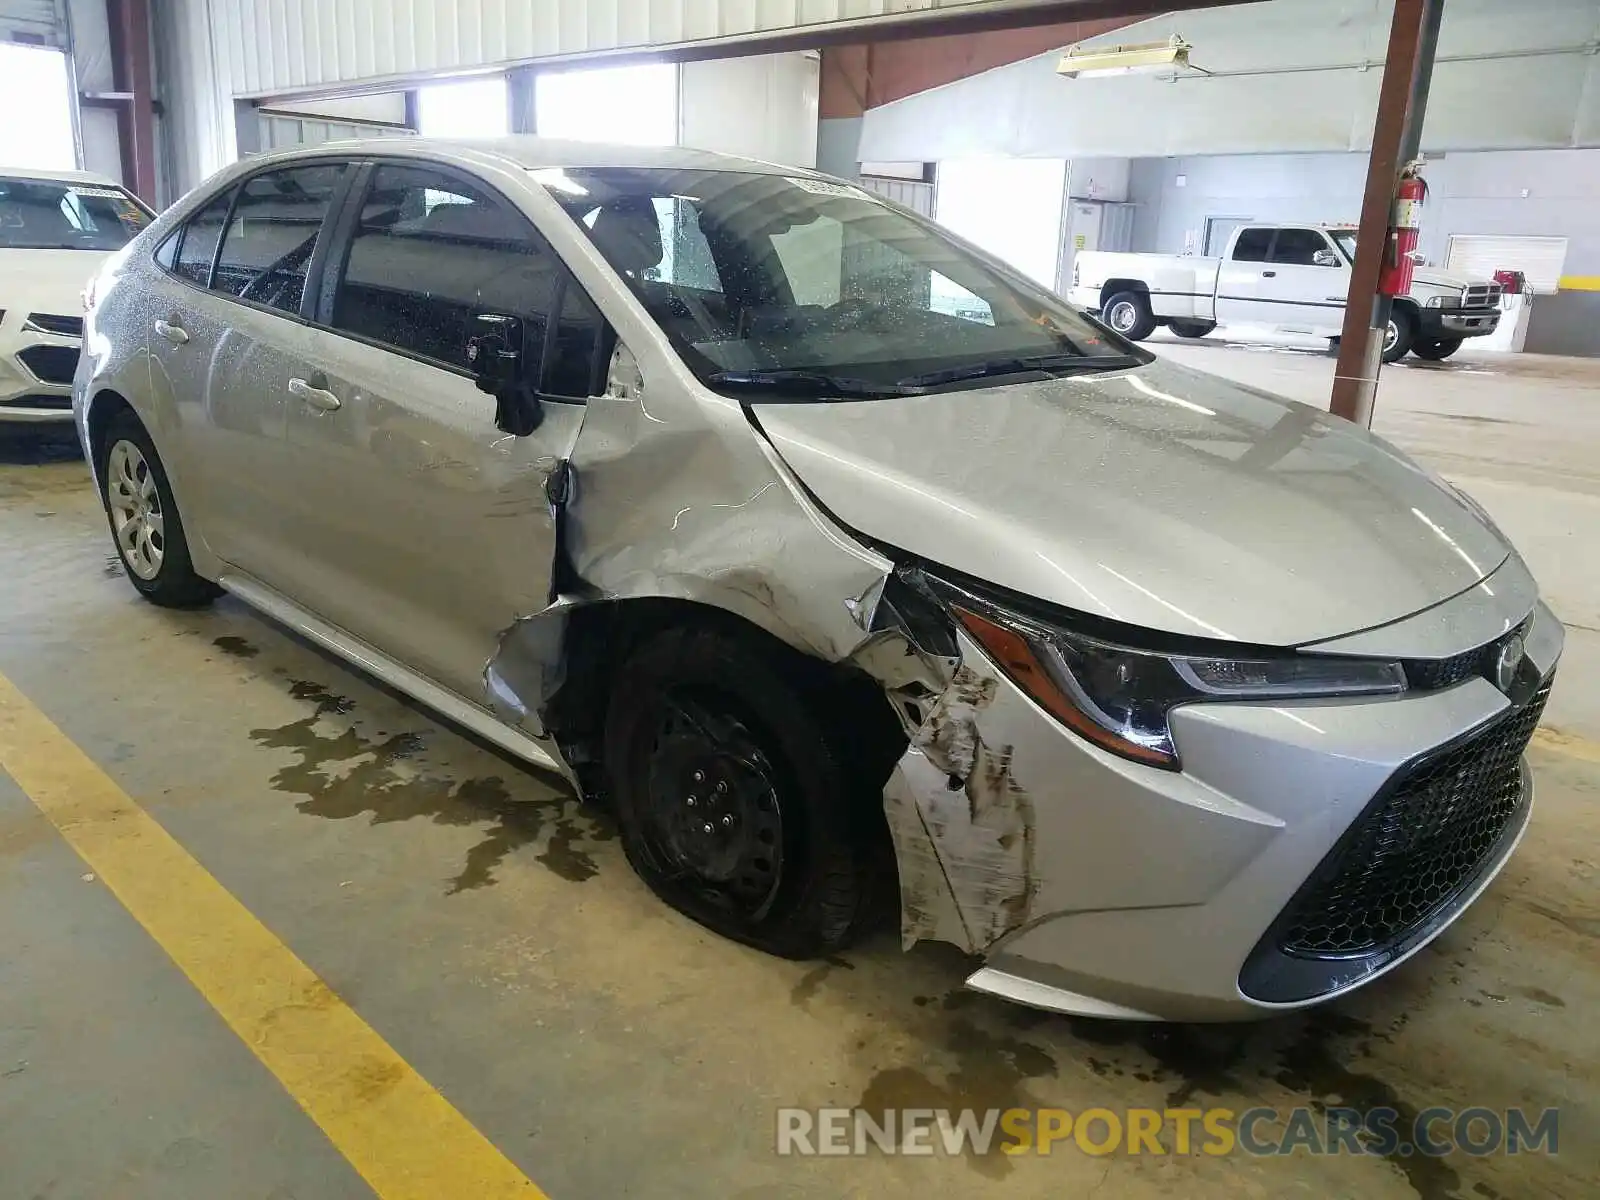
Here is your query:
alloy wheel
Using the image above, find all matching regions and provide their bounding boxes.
[106,439,164,580]
[1383,319,1400,355]
[1108,301,1137,333]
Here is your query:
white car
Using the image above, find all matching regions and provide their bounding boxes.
[1070,223,1503,363]
[1,167,152,427]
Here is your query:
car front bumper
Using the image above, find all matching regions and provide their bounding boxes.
[0,323,80,424]
[1420,307,1501,340]
[884,567,1561,1022]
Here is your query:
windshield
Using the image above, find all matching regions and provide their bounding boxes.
[541,167,1148,395]
[1332,230,1357,264]
[0,177,152,251]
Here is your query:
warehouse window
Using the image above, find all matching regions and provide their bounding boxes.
[418,77,509,138]
[536,63,677,147]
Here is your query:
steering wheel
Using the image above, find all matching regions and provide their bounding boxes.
[825,296,883,331]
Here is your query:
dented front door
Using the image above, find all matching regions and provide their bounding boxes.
[280,325,584,703]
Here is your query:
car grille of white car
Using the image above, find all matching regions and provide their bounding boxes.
[24,312,85,337]
[17,344,80,385]
[1462,284,1502,310]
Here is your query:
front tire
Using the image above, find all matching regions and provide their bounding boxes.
[1382,308,1417,364]
[604,626,872,959]
[1169,320,1217,339]
[1412,336,1463,361]
[98,411,219,608]
[1103,291,1157,341]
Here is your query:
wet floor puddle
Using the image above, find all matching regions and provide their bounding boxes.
[247,672,613,893]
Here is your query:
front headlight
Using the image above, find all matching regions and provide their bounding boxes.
[940,584,1406,770]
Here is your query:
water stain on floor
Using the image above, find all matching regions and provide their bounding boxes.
[249,677,612,892]
[213,635,260,659]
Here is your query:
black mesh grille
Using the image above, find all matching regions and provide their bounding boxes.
[17,344,79,385]
[1404,619,1531,691]
[1280,681,1550,958]
[25,312,84,337]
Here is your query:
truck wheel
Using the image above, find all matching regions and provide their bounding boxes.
[1103,291,1156,341]
[1381,310,1416,364]
[1412,337,1463,361]
[1169,320,1216,339]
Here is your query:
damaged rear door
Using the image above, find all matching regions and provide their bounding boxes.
[280,160,606,704]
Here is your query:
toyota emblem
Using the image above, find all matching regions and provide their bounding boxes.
[1494,633,1525,695]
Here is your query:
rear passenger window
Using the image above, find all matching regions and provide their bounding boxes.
[172,189,233,285]
[212,163,348,314]
[1231,228,1273,262]
[333,164,607,397]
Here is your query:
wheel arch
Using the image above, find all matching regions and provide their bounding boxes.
[1098,278,1151,310]
[535,594,908,809]
[84,388,137,485]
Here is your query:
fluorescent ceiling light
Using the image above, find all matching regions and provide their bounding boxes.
[1058,35,1197,80]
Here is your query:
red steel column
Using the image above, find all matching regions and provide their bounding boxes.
[107,0,157,203]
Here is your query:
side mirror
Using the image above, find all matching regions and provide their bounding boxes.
[1313,248,1340,268]
[467,313,542,436]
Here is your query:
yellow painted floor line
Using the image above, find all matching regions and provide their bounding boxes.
[1532,725,1600,766]
[0,670,545,1200]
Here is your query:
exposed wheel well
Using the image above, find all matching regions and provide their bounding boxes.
[1099,279,1150,310]
[85,389,136,467]
[544,595,907,882]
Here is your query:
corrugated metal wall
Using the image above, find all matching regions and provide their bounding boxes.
[206,0,1009,98]
[0,0,65,48]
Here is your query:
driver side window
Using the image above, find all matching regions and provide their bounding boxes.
[211,163,349,315]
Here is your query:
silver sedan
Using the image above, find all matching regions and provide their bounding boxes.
[74,137,1561,1020]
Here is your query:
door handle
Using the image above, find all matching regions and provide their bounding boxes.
[154,319,189,344]
[1261,270,1278,278]
[288,376,341,412]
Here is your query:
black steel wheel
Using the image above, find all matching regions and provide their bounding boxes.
[605,625,872,959]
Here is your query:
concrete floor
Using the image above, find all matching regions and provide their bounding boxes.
[1,339,1597,1200]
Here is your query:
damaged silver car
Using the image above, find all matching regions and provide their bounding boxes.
[76,139,1562,1021]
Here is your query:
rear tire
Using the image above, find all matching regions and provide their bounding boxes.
[603,626,872,959]
[1382,309,1417,364]
[98,411,219,608]
[1169,320,1217,339]
[1103,291,1157,341]
[1412,336,1463,361]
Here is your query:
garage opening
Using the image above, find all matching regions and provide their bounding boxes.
[0,41,74,170]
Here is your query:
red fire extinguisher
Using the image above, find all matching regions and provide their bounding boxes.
[1378,163,1428,297]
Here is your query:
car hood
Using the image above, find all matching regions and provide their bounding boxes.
[0,248,111,317]
[1411,265,1486,291]
[751,359,1510,647]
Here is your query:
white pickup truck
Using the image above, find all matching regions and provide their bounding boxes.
[1068,224,1503,363]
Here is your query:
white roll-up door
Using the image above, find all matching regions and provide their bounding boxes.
[0,0,65,49]
[1444,234,1569,295]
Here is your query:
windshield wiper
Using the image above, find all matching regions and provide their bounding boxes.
[897,353,1147,388]
[705,369,921,399]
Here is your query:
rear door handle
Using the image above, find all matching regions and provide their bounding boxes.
[288,375,341,412]
[154,319,189,344]
[1261,270,1278,278]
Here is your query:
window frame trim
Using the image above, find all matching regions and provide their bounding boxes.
[152,155,363,328]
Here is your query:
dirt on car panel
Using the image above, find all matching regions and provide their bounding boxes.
[248,677,613,891]
[887,665,1037,952]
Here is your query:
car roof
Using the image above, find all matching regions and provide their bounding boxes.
[0,164,124,187]
[258,135,809,177]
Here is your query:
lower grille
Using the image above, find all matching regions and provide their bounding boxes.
[1279,680,1550,958]
[17,344,79,385]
